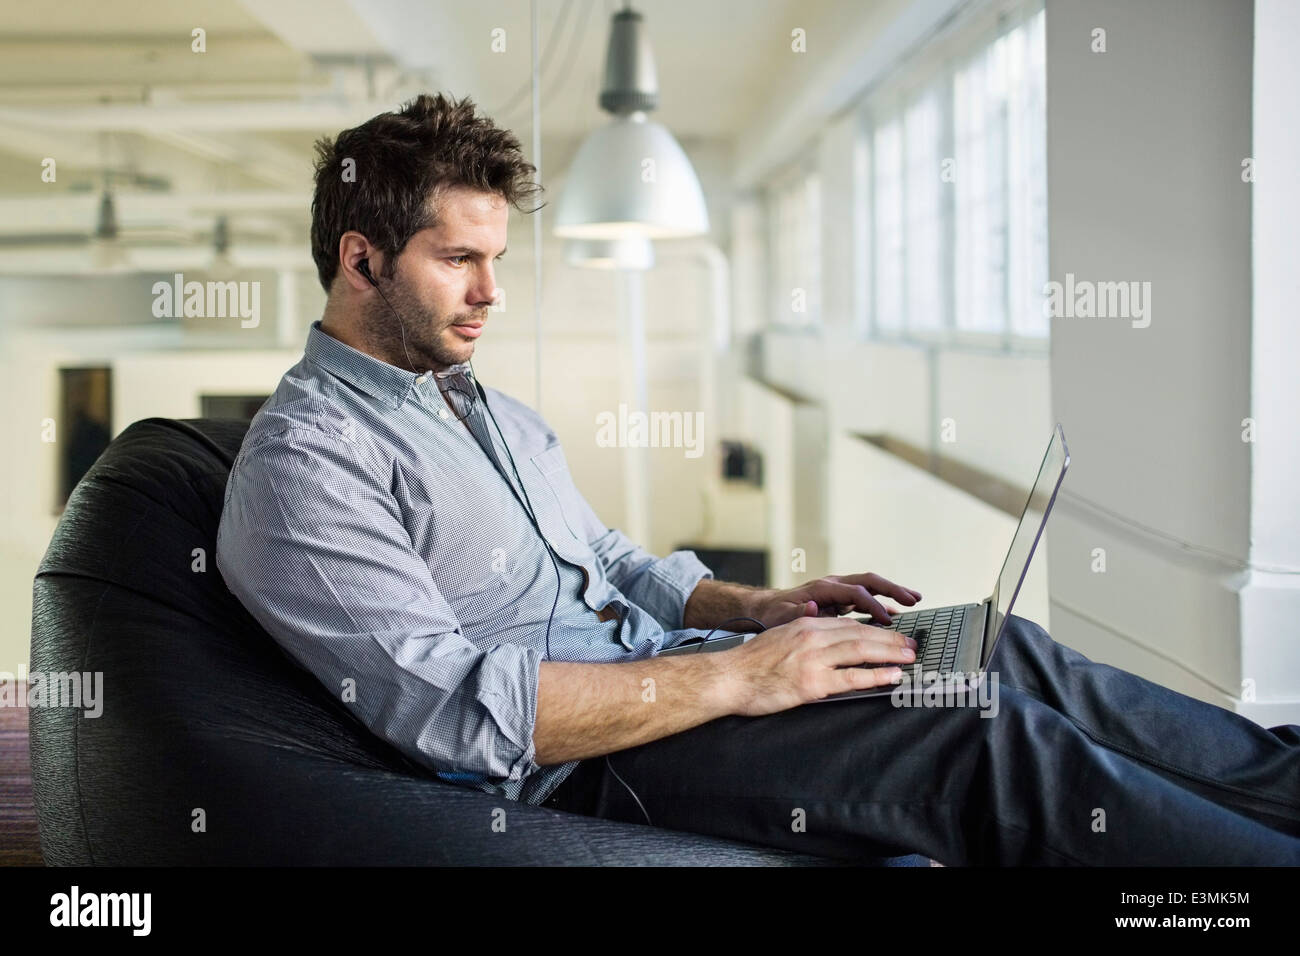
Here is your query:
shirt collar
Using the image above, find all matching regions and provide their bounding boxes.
[304,319,474,410]
[434,364,477,400]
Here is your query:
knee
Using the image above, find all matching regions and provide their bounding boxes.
[983,615,1061,696]
[996,614,1059,664]
[1005,613,1050,644]
[1002,612,1095,670]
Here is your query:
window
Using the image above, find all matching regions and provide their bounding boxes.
[860,1,1047,345]
[872,119,904,334]
[765,164,822,330]
[903,87,944,334]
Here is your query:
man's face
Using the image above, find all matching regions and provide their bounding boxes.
[363,184,508,373]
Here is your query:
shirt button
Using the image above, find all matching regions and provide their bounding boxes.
[415,375,427,384]
[438,407,450,420]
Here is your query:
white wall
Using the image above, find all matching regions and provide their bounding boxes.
[757,328,1052,486]
[1044,0,1299,725]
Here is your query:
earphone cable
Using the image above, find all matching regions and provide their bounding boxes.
[367,273,419,375]
[470,358,560,664]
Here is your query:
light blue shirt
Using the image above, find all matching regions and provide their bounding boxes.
[216,319,718,805]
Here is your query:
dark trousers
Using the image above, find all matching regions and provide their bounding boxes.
[541,614,1300,865]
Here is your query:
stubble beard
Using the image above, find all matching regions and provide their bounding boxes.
[361,279,487,373]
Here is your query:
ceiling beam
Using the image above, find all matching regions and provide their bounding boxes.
[0,100,405,132]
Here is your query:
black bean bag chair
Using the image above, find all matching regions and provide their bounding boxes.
[29,417,928,866]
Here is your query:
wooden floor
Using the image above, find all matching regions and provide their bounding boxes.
[0,688,43,866]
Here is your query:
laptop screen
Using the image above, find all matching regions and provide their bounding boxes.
[981,424,1070,668]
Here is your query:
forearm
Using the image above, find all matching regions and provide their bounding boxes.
[533,655,735,765]
[682,578,771,630]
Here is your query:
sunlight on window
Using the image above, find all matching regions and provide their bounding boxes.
[873,120,904,333]
[856,1,1047,345]
[954,30,1010,333]
[763,0,1046,344]
[904,89,943,332]
[1007,8,1048,338]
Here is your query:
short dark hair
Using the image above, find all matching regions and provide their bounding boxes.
[310,92,543,293]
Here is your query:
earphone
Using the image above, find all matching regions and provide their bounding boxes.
[358,255,562,664]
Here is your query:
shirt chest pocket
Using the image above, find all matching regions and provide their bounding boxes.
[526,444,588,547]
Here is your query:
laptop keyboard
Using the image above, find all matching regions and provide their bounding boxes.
[875,606,965,677]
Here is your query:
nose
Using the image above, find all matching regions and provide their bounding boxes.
[470,263,497,308]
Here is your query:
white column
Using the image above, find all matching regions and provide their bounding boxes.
[1242,0,1300,726]
[617,269,650,548]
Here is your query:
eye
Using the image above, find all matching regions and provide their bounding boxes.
[448,255,470,266]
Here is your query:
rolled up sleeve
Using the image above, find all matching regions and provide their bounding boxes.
[215,425,541,785]
[566,495,714,631]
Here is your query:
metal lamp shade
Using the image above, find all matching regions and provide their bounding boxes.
[554,113,709,239]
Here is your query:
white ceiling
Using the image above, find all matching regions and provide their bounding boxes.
[0,0,905,258]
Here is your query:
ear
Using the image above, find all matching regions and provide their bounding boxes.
[338,231,378,292]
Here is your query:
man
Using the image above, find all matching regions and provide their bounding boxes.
[217,92,1300,865]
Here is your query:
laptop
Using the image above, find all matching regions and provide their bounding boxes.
[660,423,1070,703]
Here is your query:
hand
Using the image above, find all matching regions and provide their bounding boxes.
[717,616,919,716]
[747,573,922,629]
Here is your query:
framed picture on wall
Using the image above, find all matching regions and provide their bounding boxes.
[57,366,113,512]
